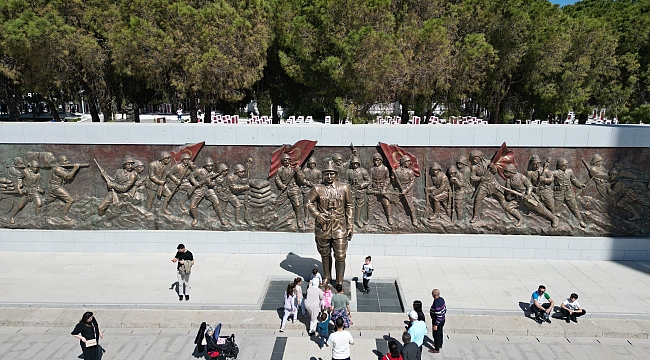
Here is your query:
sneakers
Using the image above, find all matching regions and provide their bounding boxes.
[545,317,552,324]
[179,295,183,301]
[279,329,284,332]
[185,295,190,301]
[571,315,578,323]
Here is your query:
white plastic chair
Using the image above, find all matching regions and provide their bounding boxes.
[325,116,331,124]
[305,116,313,123]
[297,116,304,124]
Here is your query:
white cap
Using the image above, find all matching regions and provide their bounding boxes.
[408,310,418,319]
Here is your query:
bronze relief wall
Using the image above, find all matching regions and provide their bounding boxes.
[0,142,647,237]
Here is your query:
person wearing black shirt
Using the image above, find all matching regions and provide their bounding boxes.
[71,311,103,360]
[172,243,194,301]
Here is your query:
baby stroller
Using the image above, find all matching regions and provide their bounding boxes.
[205,323,239,359]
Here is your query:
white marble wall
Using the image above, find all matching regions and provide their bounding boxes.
[1,229,647,260]
[0,122,648,147]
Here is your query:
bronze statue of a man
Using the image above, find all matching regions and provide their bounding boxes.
[130,159,147,203]
[504,163,558,228]
[188,158,227,227]
[469,150,507,223]
[368,152,393,225]
[302,157,321,224]
[345,155,370,227]
[145,151,172,214]
[306,160,353,287]
[553,158,587,228]
[426,162,450,220]
[10,160,44,224]
[97,155,137,216]
[527,155,555,214]
[44,155,81,221]
[588,153,609,199]
[456,155,473,200]
[393,155,418,226]
[275,153,306,229]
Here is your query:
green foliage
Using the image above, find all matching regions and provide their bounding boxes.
[1,0,649,123]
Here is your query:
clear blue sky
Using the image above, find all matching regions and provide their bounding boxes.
[551,0,577,5]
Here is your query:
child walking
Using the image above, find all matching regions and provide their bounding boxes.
[322,285,333,313]
[316,311,330,348]
[293,277,306,317]
[310,267,323,287]
[280,283,296,332]
[361,255,374,294]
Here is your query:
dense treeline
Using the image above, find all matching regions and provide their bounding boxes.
[0,0,648,123]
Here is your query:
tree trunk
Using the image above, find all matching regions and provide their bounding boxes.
[134,101,140,123]
[400,98,409,124]
[204,104,212,124]
[189,92,197,123]
[46,97,61,121]
[272,103,279,124]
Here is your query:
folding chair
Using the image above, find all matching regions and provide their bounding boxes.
[297,116,304,124]
[305,116,313,123]
[325,116,331,124]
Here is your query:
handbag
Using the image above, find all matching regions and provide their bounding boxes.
[85,339,97,347]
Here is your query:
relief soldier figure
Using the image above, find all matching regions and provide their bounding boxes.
[167,153,195,211]
[9,160,43,224]
[345,156,370,227]
[553,158,587,228]
[393,155,418,226]
[332,153,349,177]
[456,156,473,200]
[145,151,172,214]
[302,157,321,223]
[503,164,559,228]
[586,154,609,199]
[188,158,227,227]
[97,156,137,216]
[275,153,306,229]
[368,153,393,225]
[305,160,353,287]
[426,162,450,220]
[527,155,555,214]
[130,159,147,203]
[214,163,238,220]
[43,155,82,221]
[447,165,466,222]
[469,150,508,223]
[606,168,645,221]
[7,157,25,180]
[227,163,252,225]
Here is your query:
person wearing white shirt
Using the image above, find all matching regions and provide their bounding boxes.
[328,317,354,360]
[560,293,586,323]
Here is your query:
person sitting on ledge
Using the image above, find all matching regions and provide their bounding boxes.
[530,284,554,324]
[560,293,586,323]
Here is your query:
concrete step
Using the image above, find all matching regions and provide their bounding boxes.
[1,308,649,340]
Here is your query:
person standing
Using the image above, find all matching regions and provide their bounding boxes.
[361,256,373,294]
[280,282,296,332]
[401,332,418,360]
[561,292,586,323]
[530,284,554,324]
[177,107,183,122]
[328,317,354,360]
[429,288,446,354]
[330,284,353,328]
[383,340,403,360]
[172,244,194,301]
[405,310,426,359]
[71,311,103,360]
[305,281,324,335]
[293,277,306,318]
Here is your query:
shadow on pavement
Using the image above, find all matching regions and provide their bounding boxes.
[279,252,322,281]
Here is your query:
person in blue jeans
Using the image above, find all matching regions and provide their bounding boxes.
[530,284,554,324]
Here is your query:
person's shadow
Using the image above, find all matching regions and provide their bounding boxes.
[170,282,180,296]
[279,252,322,281]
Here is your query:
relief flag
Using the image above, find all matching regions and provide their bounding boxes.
[377,142,421,177]
[491,142,517,180]
[268,140,318,178]
[169,142,205,163]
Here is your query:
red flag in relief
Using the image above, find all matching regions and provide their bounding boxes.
[491,142,517,180]
[377,142,421,177]
[169,142,205,163]
[268,140,318,178]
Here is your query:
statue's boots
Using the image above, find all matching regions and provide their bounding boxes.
[384,205,394,225]
[296,210,304,229]
[626,206,641,221]
[429,202,441,220]
[161,198,172,215]
[235,207,247,225]
[354,207,363,228]
[213,205,229,227]
[190,208,199,227]
[62,203,73,221]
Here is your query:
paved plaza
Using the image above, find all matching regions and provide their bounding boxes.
[1,327,650,360]
[2,251,650,359]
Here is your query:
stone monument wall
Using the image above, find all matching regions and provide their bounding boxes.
[0,123,648,259]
